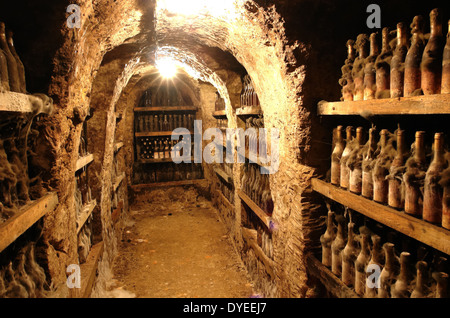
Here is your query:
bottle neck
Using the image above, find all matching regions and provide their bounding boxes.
[433,134,446,163]
[370,34,379,56]
[381,28,390,53]
[414,132,426,164]
[395,131,406,159]
[397,24,408,47]
[430,11,443,37]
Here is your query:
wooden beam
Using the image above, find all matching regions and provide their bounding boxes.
[131,179,208,191]
[113,173,126,192]
[311,178,450,255]
[114,142,124,153]
[236,106,263,117]
[134,106,198,112]
[76,200,97,235]
[0,92,53,115]
[135,131,193,138]
[306,253,360,298]
[238,190,273,232]
[0,192,59,253]
[318,93,450,116]
[76,154,94,172]
[79,241,104,298]
[212,110,227,118]
[214,167,233,185]
[242,227,275,278]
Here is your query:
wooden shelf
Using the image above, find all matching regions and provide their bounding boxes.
[214,167,233,185]
[236,106,263,117]
[306,253,360,298]
[318,93,450,116]
[242,227,275,278]
[76,200,97,235]
[0,92,53,115]
[212,110,227,118]
[238,190,273,232]
[79,241,104,298]
[114,142,124,153]
[137,156,194,164]
[311,178,450,255]
[131,179,208,191]
[76,154,94,171]
[135,131,194,138]
[0,192,59,253]
[134,106,198,112]
[113,173,126,192]
[216,190,234,211]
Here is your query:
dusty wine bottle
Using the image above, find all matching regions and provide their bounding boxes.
[442,20,450,94]
[411,261,428,298]
[365,235,383,298]
[423,133,447,224]
[421,8,445,95]
[388,129,408,209]
[342,222,358,287]
[355,233,370,296]
[378,243,398,298]
[0,22,20,92]
[320,210,336,268]
[405,16,426,97]
[362,127,378,198]
[404,131,427,217]
[340,40,356,101]
[0,48,9,91]
[352,34,369,101]
[331,126,345,185]
[331,215,346,277]
[6,31,25,93]
[349,127,364,194]
[441,167,450,230]
[390,23,408,98]
[391,252,412,298]
[340,126,354,190]
[376,28,393,99]
[364,33,379,100]
[373,129,391,204]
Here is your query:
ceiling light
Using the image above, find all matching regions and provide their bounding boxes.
[156,57,177,78]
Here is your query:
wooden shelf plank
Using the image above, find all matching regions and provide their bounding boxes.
[76,154,94,171]
[242,227,275,278]
[0,192,59,253]
[76,200,97,235]
[134,106,198,112]
[113,173,126,192]
[137,156,194,164]
[236,106,263,117]
[0,92,53,115]
[311,178,450,255]
[318,93,450,116]
[212,110,227,118]
[214,167,233,184]
[238,190,273,232]
[135,131,194,138]
[131,179,208,191]
[79,241,104,298]
[306,253,360,298]
[114,142,124,153]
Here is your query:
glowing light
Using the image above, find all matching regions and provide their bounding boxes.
[157,0,235,17]
[156,57,177,78]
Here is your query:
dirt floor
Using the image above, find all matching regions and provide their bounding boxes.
[110,186,255,298]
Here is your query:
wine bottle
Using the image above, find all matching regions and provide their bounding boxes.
[391,252,412,298]
[0,48,10,91]
[442,19,450,94]
[365,235,384,298]
[340,126,354,190]
[405,16,426,97]
[355,233,371,296]
[421,8,445,95]
[362,127,378,198]
[388,129,408,209]
[441,167,450,229]
[349,127,365,194]
[404,131,427,217]
[423,133,447,224]
[342,222,358,286]
[331,215,346,277]
[390,23,409,98]
[378,243,398,298]
[364,33,379,100]
[331,126,345,185]
[6,31,25,93]
[410,261,428,298]
[373,129,392,204]
[340,40,356,101]
[320,210,336,268]
[376,27,393,99]
[352,34,369,101]
[0,22,20,92]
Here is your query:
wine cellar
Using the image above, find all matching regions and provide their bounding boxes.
[0,0,449,303]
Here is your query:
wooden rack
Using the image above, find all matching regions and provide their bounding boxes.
[215,189,234,210]
[131,179,208,191]
[236,106,263,117]
[238,190,273,232]
[78,241,104,298]
[311,178,450,256]
[212,110,227,118]
[113,173,126,192]
[134,106,198,112]
[76,154,94,172]
[76,200,97,235]
[214,167,233,185]
[135,131,194,138]
[138,156,194,164]
[242,227,275,278]
[0,192,59,253]
[318,94,450,116]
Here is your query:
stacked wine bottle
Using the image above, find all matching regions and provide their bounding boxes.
[244,117,266,158]
[136,113,195,133]
[241,163,274,216]
[240,75,260,108]
[215,92,225,112]
[0,22,26,93]
[340,8,450,101]
[331,125,449,230]
[136,137,192,161]
[321,208,449,298]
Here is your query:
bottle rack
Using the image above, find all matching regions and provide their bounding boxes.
[310,8,450,298]
[133,87,203,185]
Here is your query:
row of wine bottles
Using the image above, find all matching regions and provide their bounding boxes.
[216,118,228,130]
[244,116,266,157]
[0,242,50,298]
[0,22,26,93]
[133,163,204,184]
[321,211,449,298]
[138,87,191,107]
[331,126,449,230]
[136,137,192,161]
[340,8,450,101]
[215,92,225,112]
[240,75,260,107]
[241,163,274,216]
[135,113,195,132]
